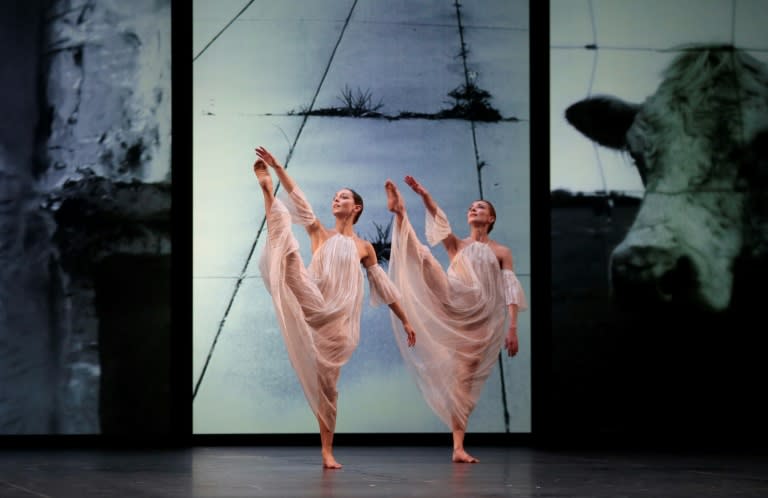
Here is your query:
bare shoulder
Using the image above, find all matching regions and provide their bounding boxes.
[488,239,512,255]
[355,237,375,253]
[355,237,377,265]
[489,240,514,269]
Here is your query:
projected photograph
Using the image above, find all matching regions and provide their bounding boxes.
[0,1,171,434]
[193,0,531,434]
[550,0,768,433]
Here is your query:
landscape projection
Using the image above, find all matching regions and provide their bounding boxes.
[193,0,531,434]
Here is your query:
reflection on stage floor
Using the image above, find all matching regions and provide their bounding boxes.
[1,445,766,497]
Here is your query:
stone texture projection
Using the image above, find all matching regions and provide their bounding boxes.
[0,0,171,434]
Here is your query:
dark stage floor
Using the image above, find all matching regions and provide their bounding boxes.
[1,445,767,497]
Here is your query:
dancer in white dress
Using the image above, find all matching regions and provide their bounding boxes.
[253,147,416,469]
[385,176,527,463]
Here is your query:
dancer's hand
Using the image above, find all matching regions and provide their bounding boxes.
[404,175,428,196]
[504,326,518,357]
[404,322,416,347]
[255,146,282,169]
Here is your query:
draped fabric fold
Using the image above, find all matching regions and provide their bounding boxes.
[279,186,316,226]
[388,212,521,430]
[258,196,365,432]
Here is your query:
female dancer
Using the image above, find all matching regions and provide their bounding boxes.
[253,146,416,469]
[385,176,527,463]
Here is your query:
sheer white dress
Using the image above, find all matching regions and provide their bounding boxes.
[388,207,527,430]
[258,187,400,431]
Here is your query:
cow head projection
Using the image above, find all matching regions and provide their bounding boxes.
[566,46,768,312]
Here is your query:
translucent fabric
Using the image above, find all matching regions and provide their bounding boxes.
[425,204,452,246]
[366,264,401,307]
[258,188,395,431]
[388,209,525,430]
[502,269,528,310]
[279,186,316,227]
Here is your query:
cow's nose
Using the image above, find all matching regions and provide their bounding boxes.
[656,255,697,302]
[610,246,700,307]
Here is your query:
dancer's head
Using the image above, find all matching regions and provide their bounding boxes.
[332,188,364,224]
[467,199,496,233]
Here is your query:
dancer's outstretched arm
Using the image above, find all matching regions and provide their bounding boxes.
[256,146,324,238]
[390,300,417,347]
[362,242,417,347]
[404,175,460,256]
[499,246,520,357]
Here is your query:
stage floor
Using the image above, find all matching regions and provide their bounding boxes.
[1,445,766,497]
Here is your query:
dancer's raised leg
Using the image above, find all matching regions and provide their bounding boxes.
[385,179,405,229]
[388,178,451,299]
[253,159,275,213]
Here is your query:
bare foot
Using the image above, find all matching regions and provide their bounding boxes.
[253,159,273,190]
[452,449,479,463]
[385,179,404,215]
[322,453,343,469]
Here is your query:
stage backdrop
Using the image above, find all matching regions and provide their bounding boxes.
[0,0,171,435]
[192,0,531,434]
[550,0,768,440]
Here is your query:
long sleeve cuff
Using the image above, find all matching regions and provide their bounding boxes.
[425,206,452,246]
[278,185,316,226]
[502,269,528,311]
[366,264,401,307]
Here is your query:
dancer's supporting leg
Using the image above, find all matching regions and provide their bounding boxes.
[452,359,480,463]
[451,425,478,463]
[317,366,342,469]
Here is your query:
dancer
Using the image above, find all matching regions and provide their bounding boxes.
[253,147,416,469]
[385,176,527,463]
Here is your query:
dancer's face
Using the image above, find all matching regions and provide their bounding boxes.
[332,189,362,222]
[467,200,495,229]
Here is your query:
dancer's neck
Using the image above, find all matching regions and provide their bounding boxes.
[335,217,356,237]
[468,226,490,243]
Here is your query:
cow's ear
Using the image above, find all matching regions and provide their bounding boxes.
[565,96,640,150]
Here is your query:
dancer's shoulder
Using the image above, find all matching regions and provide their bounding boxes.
[488,241,514,270]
